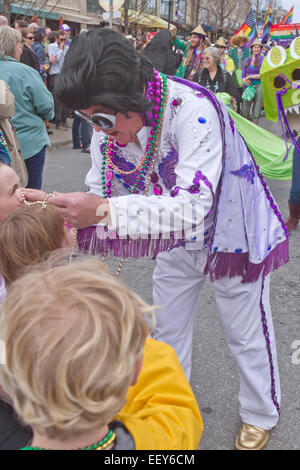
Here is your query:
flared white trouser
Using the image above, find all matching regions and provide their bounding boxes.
[152,247,281,430]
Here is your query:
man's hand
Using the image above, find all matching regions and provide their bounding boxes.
[16,189,110,229]
[49,192,110,229]
[242,78,251,86]
[49,55,57,64]
[16,188,48,203]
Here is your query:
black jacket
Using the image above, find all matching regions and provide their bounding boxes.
[143,30,177,76]
[20,45,40,73]
[194,66,240,99]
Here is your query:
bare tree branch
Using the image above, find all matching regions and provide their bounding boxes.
[123,0,156,35]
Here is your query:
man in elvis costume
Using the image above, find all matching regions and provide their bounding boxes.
[22,29,289,450]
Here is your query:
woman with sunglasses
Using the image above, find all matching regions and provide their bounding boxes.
[215,37,235,76]
[20,28,40,73]
[20,29,288,451]
[193,47,239,102]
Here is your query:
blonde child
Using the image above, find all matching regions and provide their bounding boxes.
[0,256,203,450]
[0,204,75,288]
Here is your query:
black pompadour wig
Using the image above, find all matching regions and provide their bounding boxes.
[55,28,155,114]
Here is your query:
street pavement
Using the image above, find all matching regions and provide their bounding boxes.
[42,118,300,450]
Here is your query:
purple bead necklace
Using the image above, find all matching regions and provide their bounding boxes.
[101,71,168,198]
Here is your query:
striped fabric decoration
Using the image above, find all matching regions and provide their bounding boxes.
[280,7,294,25]
[261,4,272,44]
[232,8,257,46]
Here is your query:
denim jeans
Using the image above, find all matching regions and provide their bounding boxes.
[289,138,300,205]
[72,113,91,149]
[25,146,46,190]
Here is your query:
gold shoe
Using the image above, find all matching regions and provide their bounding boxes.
[235,423,269,450]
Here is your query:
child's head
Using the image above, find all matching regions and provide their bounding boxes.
[0,256,151,440]
[0,162,21,223]
[0,204,74,285]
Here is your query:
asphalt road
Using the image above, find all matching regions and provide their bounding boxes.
[42,128,300,450]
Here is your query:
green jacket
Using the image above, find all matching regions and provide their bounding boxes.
[173,37,192,78]
[228,46,250,70]
[228,47,250,88]
[0,57,54,159]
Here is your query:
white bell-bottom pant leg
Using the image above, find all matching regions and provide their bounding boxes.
[213,274,281,430]
[152,247,206,381]
[153,247,280,430]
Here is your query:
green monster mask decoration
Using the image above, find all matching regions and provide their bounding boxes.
[261,37,300,159]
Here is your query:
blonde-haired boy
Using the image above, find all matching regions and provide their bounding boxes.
[0,256,203,450]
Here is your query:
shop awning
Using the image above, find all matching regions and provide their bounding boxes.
[56,12,101,25]
[0,2,100,24]
[121,9,169,29]
[8,2,60,20]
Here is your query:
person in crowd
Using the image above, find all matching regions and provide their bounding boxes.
[44,26,52,51]
[0,81,27,185]
[143,29,177,76]
[262,44,270,56]
[139,32,156,53]
[285,137,300,231]
[60,23,72,47]
[0,200,75,450]
[0,26,54,189]
[48,29,69,129]
[20,28,40,73]
[215,37,235,75]
[72,111,92,153]
[28,22,39,33]
[0,162,22,225]
[229,30,250,113]
[30,28,51,132]
[0,255,203,450]
[13,19,27,30]
[125,34,136,48]
[0,16,8,27]
[32,28,48,82]
[241,39,264,124]
[136,35,147,52]
[22,29,288,450]
[173,24,207,80]
[32,28,46,64]
[45,30,56,59]
[0,164,73,311]
[229,30,250,72]
[193,46,239,101]
[0,162,23,311]
[0,205,75,288]
[70,27,92,152]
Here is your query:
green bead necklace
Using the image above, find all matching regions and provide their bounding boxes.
[21,429,116,451]
[101,72,168,198]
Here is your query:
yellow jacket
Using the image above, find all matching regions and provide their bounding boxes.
[116,338,203,450]
[222,55,235,73]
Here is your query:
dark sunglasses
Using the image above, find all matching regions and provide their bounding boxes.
[27,36,34,40]
[75,110,116,130]
[59,38,67,41]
